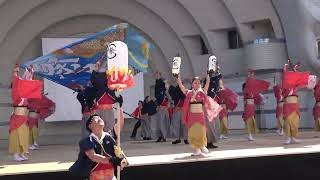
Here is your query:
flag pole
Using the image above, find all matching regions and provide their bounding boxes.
[116,98,121,180]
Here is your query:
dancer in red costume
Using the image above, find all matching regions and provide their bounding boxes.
[242,70,270,141]
[282,60,316,144]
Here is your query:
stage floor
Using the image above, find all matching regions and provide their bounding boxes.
[1,131,320,176]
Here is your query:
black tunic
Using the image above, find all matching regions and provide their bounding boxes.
[155,78,166,105]
[204,73,222,99]
[168,85,185,106]
[69,133,119,178]
[141,100,158,116]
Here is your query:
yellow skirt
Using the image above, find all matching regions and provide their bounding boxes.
[220,117,228,134]
[188,123,207,149]
[8,123,29,154]
[245,117,259,134]
[29,127,39,144]
[315,119,320,132]
[284,112,299,137]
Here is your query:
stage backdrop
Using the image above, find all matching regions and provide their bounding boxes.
[42,38,144,121]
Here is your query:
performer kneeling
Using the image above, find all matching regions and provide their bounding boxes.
[69,114,128,180]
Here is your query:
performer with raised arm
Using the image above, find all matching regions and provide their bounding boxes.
[282,60,316,144]
[176,74,222,155]
[242,70,270,141]
[273,76,284,136]
[203,55,223,148]
[313,79,320,132]
[173,55,222,155]
[76,86,97,138]
[9,63,43,161]
[69,114,128,180]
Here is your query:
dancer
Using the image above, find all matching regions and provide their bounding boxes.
[177,74,222,155]
[130,101,143,139]
[154,72,171,142]
[313,79,320,132]
[273,77,284,135]
[282,60,315,144]
[69,114,128,180]
[28,94,55,150]
[91,61,123,134]
[169,82,188,144]
[242,70,269,141]
[9,64,42,161]
[218,87,238,139]
[203,55,223,148]
[140,97,153,140]
[76,86,97,138]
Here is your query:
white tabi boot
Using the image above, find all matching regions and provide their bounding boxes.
[191,149,202,156]
[284,137,292,145]
[13,153,24,162]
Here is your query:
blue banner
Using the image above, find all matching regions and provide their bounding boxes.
[21,23,154,90]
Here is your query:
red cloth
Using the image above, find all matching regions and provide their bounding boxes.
[92,162,114,172]
[313,106,320,120]
[273,85,283,102]
[160,98,169,106]
[219,108,228,120]
[168,107,174,120]
[83,106,97,115]
[282,71,309,91]
[12,75,43,99]
[182,90,222,128]
[314,82,320,102]
[283,103,300,119]
[12,97,28,107]
[28,116,39,128]
[276,105,283,118]
[9,114,28,133]
[36,95,56,119]
[244,78,270,96]
[282,87,298,98]
[131,107,141,118]
[218,87,238,111]
[97,93,114,105]
[242,104,255,120]
[177,99,184,108]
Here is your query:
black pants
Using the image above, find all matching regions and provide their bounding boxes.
[131,120,141,138]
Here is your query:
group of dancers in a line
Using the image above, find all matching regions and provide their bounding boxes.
[8,56,319,179]
[128,56,320,155]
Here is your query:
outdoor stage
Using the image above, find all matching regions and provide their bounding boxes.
[1,131,320,180]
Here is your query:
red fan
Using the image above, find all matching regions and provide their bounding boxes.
[245,78,270,96]
[218,87,238,111]
[282,71,309,90]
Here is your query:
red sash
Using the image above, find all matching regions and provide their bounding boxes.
[9,114,28,133]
